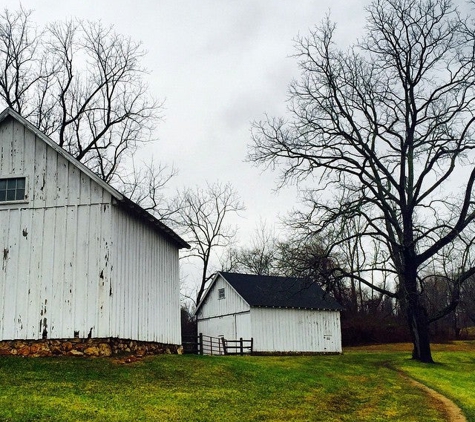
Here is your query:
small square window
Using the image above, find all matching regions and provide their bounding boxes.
[0,177,26,202]
[218,288,225,300]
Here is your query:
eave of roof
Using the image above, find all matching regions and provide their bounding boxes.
[119,196,190,248]
[252,305,341,311]
[0,107,190,249]
[196,271,343,313]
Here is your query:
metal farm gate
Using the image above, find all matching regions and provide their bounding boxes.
[183,334,253,356]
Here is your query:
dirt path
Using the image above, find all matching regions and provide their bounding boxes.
[401,373,466,422]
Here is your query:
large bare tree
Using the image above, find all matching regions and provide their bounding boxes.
[170,182,244,304]
[250,0,475,362]
[0,8,160,187]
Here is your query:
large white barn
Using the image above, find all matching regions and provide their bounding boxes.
[0,108,189,355]
[196,272,343,354]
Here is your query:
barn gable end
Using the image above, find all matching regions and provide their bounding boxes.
[0,108,188,354]
[195,274,251,340]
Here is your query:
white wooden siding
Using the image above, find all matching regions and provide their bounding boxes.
[196,275,342,353]
[198,315,235,339]
[0,206,113,340]
[0,116,181,344]
[110,205,181,344]
[196,275,251,341]
[251,308,342,353]
[197,312,251,340]
[196,275,250,320]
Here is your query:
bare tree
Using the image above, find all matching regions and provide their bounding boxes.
[221,221,279,275]
[116,158,178,219]
[171,182,244,304]
[0,8,161,186]
[420,275,458,339]
[420,229,475,338]
[460,277,475,328]
[250,0,475,362]
[0,8,47,112]
[275,237,333,279]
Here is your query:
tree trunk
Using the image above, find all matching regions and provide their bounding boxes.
[403,257,434,363]
[196,256,210,305]
[407,300,433,363]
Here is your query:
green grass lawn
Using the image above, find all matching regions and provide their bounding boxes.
[397,342,475,421]
[0,342,473,421]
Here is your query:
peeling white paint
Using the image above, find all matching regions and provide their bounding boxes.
[0,114,181,344]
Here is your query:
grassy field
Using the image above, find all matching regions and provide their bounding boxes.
[397,342,475,421]
[0,342,473,421]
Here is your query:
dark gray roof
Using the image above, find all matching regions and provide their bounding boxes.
[219,272,343,311]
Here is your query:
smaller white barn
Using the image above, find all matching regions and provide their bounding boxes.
[195,272,343,353]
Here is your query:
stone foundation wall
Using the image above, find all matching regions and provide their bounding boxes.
[0,338,183,357]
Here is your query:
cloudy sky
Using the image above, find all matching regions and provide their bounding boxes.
[15,0,368,286]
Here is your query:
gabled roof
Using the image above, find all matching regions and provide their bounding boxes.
[197,271,343,312]
[0,107,189,249]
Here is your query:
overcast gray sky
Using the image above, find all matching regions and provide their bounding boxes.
[15,0,368,289]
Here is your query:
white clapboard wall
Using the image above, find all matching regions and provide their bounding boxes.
[196,273,342,353]
[0,112,181,345]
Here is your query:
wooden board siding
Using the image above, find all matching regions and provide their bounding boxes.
[250,308,342,353]
[0,115,181,344]
[197,312,251,340]
[196,275,251,341]
[0,117,114,340]
[0,204,113,340]
[110,205,181,345]
[196,275,250,320]
[0,117,110,209]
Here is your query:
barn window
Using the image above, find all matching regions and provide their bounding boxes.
[0,177,26,202]
[218,288,225,300]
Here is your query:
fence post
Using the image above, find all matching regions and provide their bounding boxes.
[221,337,227,355]
[250,338,254,354]
[199,333,203,355]
[240,337,243,355]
